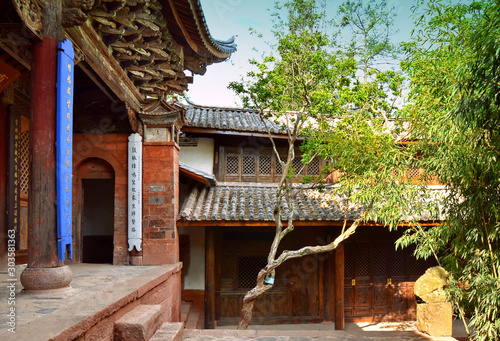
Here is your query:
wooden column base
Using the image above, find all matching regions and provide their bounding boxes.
[20,265,72,291]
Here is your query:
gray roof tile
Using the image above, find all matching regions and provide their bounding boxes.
[185,105,284,134]
[179,183,446,223]
[179,182,363,222]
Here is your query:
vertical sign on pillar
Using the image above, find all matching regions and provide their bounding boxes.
[56,39,74,262]
[7,109,21,249]
[128,133,142,251]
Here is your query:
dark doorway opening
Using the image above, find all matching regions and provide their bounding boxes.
[82,178,114,263]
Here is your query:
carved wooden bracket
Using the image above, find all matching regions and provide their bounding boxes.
[13,0,95,38]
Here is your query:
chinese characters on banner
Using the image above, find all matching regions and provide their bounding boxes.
[128,133,142,251]
[56,39,74,262]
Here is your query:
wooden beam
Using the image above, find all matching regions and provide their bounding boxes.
[0,43,31,70]
[66,23,143,113]
[179,167,212,186]
[181,127,299,140]
[178,219,442,227]
[334,243,345,330]
[77,62,116,102]
[205,226,216,329]
[167,0,199,54]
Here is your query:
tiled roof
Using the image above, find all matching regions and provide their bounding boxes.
[179,183,362,222]
[184,104,285,134]
[179,162,217,187]
[179,183,446,223]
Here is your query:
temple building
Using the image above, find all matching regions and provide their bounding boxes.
[0,0,235,339]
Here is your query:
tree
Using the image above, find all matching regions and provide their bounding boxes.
[338,0,400,82]
[230,0,432,330]
[399,1,500,340]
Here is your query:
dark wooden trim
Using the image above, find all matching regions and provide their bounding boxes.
[334,243,345,330]
[205,226,216,329]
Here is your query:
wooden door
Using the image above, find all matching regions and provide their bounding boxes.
[215,229,325,325]
[343,229,436,322]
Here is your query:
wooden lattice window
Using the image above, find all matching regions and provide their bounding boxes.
[292,156,304,175]
[238,256,268,288]
[242,155,255,175]
[307,157,320,176]
[392,247,407,277]
[275,156,287,175]
[220,146,323,182]
[259,155,271,175]
[226,155,239,175]
[20,130,30,197]
[355,242,370,277]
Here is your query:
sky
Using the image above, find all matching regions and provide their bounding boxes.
[186,0,417,108]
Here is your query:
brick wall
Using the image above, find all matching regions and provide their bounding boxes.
[142,141,180,265]
[72,135,180,266]
[73,134,129,265]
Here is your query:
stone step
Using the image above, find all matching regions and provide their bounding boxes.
[184,310,199,329]
[149,322,184,341]
[181,301,192,324]
[114,304,163,341]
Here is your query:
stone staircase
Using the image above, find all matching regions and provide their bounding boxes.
[113,301,202,341]
[181,301,204,330]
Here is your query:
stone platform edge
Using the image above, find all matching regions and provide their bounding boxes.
[13,263,182,341]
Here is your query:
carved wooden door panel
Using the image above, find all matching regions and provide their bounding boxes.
[344,239,394,321]
[286,254,324,320]
[216,230,326,325]
[344,231,437,322]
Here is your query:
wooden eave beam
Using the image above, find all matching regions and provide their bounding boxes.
[179,167,211,186]
[177,220,442,227]
[66,22,143,113]
[167,0,199,54]
[181,126,299,140]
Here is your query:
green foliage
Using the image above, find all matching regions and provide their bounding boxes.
[231,0,440,330]
[338,0,400,81]
[400,1,500,339]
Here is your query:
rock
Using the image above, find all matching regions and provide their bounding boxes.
[414,266,449,303]
[417,302,453,337]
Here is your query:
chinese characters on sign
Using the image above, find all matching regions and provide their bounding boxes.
[56,39,74,262]
[7,111,21,248]
[128,133,143,251]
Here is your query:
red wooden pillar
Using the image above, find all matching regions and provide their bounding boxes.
[20,37,72,290]
[334,243,345,330]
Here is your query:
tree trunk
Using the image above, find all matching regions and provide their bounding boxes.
[237,275,273,330]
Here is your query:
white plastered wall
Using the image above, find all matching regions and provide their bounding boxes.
[179,226,205,290]
[179,137,214,174]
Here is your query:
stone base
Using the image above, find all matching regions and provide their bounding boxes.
[20,265,72,291]
[417,302,452,337]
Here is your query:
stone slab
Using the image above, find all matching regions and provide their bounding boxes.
[150,322,184,341]
[114,304,162,341]
[417,302,453,337]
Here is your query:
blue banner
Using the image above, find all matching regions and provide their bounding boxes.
[56,39,74,262]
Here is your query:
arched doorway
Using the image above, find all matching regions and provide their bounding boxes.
[76,158,115,263]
